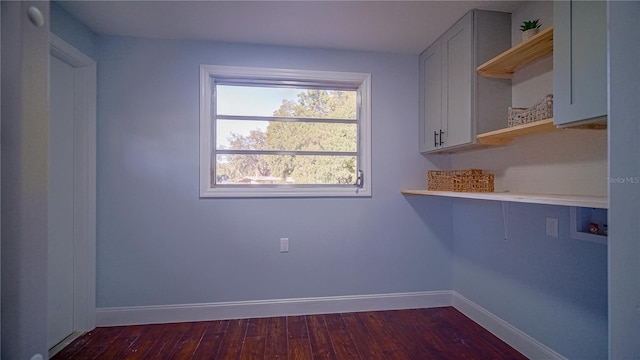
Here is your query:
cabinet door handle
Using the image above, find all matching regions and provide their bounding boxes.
[434,131,439,147]
[439,130,444,146]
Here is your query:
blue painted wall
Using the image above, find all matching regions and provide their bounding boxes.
[95,35,451,308]
[451,199,608,359]
[50,1,97,60]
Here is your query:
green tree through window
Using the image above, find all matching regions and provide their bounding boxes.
[216,89,358,185]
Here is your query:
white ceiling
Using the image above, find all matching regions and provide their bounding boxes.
[59,0,524,54]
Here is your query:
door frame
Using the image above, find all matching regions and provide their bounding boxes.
[49,33,96,349]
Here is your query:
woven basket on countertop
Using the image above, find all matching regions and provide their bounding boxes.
[508,94,554,127]
[428,169,494,192]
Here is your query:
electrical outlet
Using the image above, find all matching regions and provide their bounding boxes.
[280,238,289,253]
[546,217,559,238]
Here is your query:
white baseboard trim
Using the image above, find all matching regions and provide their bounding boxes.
[451,291,567,360]
[97,290,564,360]
[49,331,84,358]
[97,290,452,327]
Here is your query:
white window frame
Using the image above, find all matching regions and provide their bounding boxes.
[200,65,371,198]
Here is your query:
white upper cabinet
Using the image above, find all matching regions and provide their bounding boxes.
[441,16,473,150]
[419,10,511,154]
[553,0,607,127]
[420,42,443,153]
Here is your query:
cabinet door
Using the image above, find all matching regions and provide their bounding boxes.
[441,11,473,149]
[419,42,443,153]
[554,0,607,126]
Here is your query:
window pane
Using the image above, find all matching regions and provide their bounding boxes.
[216,120,357,152]
[217,85,357,119]
[216,154,357,185]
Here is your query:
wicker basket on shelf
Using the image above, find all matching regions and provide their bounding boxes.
[427,169,494,193]
[508,94,554,127]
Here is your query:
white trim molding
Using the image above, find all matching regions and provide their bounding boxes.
[199,64,372,198]
[96,291,565,359]
[97,291,451,326]
[452,292,567,360]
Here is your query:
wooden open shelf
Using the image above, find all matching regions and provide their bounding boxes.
[477,27,553,79]
[401,189,608,209]
[476,118,557,145]
[476,118,607,146]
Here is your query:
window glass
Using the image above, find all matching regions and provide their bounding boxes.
[200,65,371,197]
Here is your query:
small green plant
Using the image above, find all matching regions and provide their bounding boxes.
[520,19,541,31]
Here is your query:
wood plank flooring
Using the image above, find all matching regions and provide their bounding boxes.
[52,307,527,360]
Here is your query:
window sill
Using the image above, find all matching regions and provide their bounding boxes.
[200,186,372,198]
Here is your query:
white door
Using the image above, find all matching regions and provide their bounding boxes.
[47,54,77,349]
[47,34,97,356]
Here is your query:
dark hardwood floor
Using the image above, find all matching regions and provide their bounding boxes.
[52,307,527,359]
